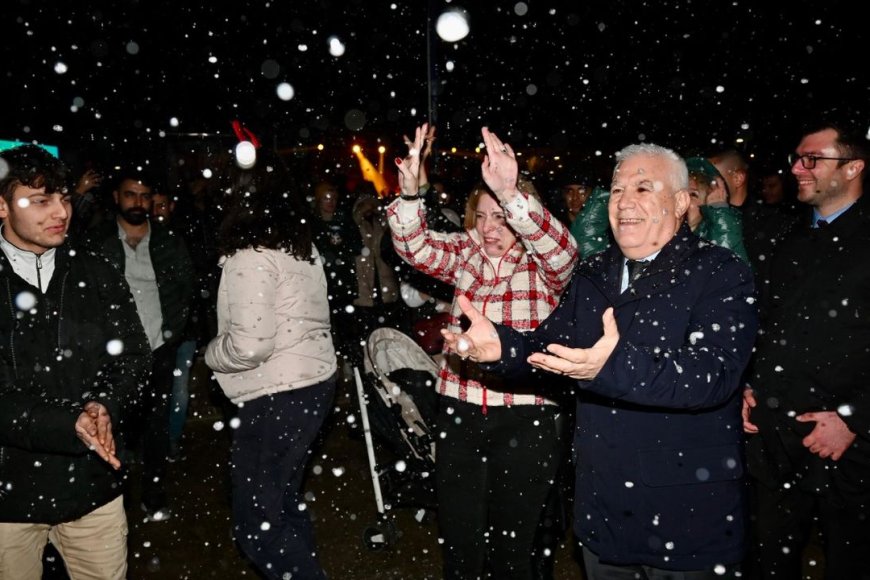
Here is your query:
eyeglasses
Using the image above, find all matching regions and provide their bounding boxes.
[788,153,857,170]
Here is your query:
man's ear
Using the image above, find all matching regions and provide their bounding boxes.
[112,189,120,205]
[674,189,690,220]
[847,159,865,180]
[0,195,10,220]
[733,168,747,189]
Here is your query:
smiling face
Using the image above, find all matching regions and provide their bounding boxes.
[0,184,72,253]
[473,191,517,258]
[608,152,689,259]
[790,128,864,215]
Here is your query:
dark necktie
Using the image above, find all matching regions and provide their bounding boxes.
[625,259,647,288]
[816,219,829,229]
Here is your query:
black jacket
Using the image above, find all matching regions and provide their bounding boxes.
[747,194,870,501]
[0,244,151,523]
[82,218,194,348]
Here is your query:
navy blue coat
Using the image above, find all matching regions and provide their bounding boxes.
[491,224,757,570]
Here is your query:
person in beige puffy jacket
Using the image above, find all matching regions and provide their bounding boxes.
[205,149,337,580]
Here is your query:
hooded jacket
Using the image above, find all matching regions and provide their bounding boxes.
[0,243,151,524]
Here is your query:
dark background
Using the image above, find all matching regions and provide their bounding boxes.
[4,0,868,186]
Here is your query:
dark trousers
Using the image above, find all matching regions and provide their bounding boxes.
[141,343,176,511]
[747,478,870,580]
[231,376,337,580]
[435,397,562,580]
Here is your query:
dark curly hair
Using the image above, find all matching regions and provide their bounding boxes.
[0,144,69,200]
[217,148,314,262]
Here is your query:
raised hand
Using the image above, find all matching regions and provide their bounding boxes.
[421,125,436,161]
[440,295,502,362]
[480,127,519,203]
[527,307,618,379]
[74,169,103,195]
[396,123,429,197]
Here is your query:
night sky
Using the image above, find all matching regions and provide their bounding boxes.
[4,0,868,183]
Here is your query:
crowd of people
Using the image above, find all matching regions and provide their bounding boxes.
[0,112,866,580]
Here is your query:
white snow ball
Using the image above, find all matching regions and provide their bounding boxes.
[54,61,68,74]
[331,466,345,477]
[15,291,37,311]
[213,421,225,432]
[106,339,124,356]
[276,82,295,101]
[395,460,407,473]
[260,521,271,531]
[235,141,257,169]
[436,9,470,42]
[169,117,179,127]
[838,404,854,417]
[514,2,529,16]
[714,564,727,575]
[126,41,139,55]
[229,417,241,429]
[328,36,346,57]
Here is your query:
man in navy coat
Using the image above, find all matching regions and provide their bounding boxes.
[443,143,758,578]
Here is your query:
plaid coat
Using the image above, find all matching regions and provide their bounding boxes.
[388,193,578,409]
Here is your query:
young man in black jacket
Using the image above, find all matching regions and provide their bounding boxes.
[0,144,151,578]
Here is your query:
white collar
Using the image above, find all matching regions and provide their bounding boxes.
[0,224,58,291]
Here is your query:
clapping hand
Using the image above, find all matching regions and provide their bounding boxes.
[396,123,428,197]
[75,401,121,470]
[440,295,502,362]
[527,308,619,380]
[480,127,519,203]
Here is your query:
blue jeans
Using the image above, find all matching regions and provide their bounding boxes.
[230,376,336,580]
[168,339,197,447]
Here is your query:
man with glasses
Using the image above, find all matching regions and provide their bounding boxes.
[742,118,870,578]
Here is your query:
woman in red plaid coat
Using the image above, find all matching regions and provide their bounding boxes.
[389,124,579,579]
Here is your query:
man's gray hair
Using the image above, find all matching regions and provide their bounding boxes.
[613,143,689,192]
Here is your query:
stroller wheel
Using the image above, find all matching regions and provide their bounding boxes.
[362,518,397,551]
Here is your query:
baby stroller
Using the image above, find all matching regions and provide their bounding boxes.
[353,327,439,549]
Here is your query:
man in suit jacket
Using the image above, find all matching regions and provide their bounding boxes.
[743,118,870,579]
